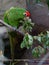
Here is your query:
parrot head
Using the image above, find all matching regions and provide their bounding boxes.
[23,11,31,17]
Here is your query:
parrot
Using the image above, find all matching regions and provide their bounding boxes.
[4,7,30,29]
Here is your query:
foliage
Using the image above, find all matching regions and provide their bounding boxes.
[22,17,34,33]
[4,6,49,59]
[20,33,33,49]
[20,31,49,58]
[37,31,49,49]
[32,46,45,58]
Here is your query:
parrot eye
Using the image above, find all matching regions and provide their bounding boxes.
[23,13,26,16]
[23,11,31,17]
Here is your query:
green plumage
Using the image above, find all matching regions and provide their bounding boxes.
[4,7,26,28]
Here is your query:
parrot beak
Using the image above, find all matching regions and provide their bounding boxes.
[23,11,31,17]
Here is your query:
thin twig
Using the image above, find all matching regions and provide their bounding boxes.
[0,20,24,36]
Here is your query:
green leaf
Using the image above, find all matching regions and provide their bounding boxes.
[37,36,41,42]
[20,33,33,49]
[47,31,49,38]
[23,18,34,32]
[44,40,49,49]
[32,47,40,58]
[32,46,45,58]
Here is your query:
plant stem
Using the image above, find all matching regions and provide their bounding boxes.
[9,33,14,60]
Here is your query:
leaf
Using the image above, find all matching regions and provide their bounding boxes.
[23,18,34,32]
[20,33,33,49]
[32,47,40,58]
[32,46,45,58]
[37,36,41,42]
[20,42,25,48]
[47,31,49,38]
[44,40,49,49]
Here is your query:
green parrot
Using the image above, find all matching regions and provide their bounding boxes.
[4,7,26,28]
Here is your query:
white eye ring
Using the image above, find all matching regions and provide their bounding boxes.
[23,13,26,15]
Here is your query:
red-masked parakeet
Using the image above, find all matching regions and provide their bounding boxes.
[4,7,30,28]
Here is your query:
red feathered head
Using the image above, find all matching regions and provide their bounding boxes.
[24,11,31,17]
